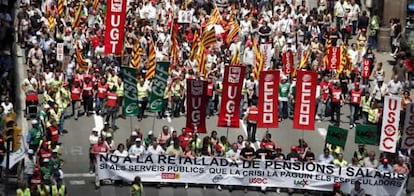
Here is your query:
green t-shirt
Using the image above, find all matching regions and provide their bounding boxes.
[29,127,43,146]
[279,83,291,98]
[41,166,52,185]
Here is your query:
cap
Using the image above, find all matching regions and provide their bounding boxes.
[44,104,50,109]
[135,138,141,142]
[28,149,34,154]
[31,120,38,124]
[132,131,138,136]
[276,146,282,150]
[361,28,366,32]
[333,182,341,189]
[290,145,297,151]
[148,130,153,135]
[282,75,288,80]
[383,158,389,164]
[355,82,360,87]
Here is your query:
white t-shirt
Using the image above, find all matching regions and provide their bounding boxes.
[1,102,13,114]
[146,145,165,155]
[128,144,146,156]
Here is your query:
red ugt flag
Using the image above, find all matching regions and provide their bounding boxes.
[104,0,127,54]
[186,79,208,133]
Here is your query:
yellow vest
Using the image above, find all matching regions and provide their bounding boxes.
[163,87,170,99]
[368,108,378,123]
[51,184,65,196]
[132,184,143,196]
[137,84,148,99]
[172,84,181,97]
[38,185,50,196]
[361,96,372,112]
[43,92,53,104]
[116,82,124,97]
[16,188,31,196]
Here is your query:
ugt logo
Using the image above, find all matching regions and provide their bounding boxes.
[294,179,309,187]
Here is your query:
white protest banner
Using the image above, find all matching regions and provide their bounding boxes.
[380,96,401,153]
[177,10,192,23]
[402,103,414,149]
[97,154,407,195]
[56,43,64,62]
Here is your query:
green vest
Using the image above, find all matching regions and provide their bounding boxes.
[37,185,50,196]
[132,183,143,196]
[361,96,372,112]
[16,188,31,196]
[51,184,65,196]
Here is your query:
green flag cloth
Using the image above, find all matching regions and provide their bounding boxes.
[149,62,170,112]
[121,67,139,116]
[355,124,377,145]
[326,125,348,148]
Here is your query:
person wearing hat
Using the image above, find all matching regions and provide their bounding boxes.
[349,81,363,128]
[350,180,365,196]
[23,149,36,184]
[39,104,50,134]
[371,76,388,103]
[27,119,43,151]
[143,130,157,148]
[49,149,65,182]
[128,138,146,157]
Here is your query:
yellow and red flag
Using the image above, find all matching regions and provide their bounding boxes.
[93,0,100,11]
[197,45,207,77]
[226,21,240,44]
[252,39,264,80]
[48,15,55,30]
[207,6,222,26]
[72,4,83,28]
[189,30,200,61]
[145,40,156,80]
[129,43,143,68]
[58,0,65,15]
[230,47,240,66]
[75,41,89,71]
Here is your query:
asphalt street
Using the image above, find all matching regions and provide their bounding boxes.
[5,27,414,195]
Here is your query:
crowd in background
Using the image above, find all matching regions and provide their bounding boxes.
[1,0,413,194]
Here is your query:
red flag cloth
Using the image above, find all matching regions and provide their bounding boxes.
[186,79,208,133]
[217,66,246,128]
[282,50,294,75]
[362,58,371,78]
[257,70,280,128]
[104,0,127,54]
[327,46,341,70]
[293,71,318,130]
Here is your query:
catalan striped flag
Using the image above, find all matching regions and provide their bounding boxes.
[226,21,240,44]
[252,39,264,80]
[130,43,143,68]
[58,0,65,15]
[48,15,55,30]
[298,48,311,70]
[230,47,240,66]
[323,39,332,69]
[72,4,83,28]
[189,30,200,61]
[336,43,352,78]
[197,45,207,77]
[93,0,99,11]
[145,40,156,80]
[75,41,89,71]
[201,28,216,48]
[207,6,222,26]
[170,22,179,68]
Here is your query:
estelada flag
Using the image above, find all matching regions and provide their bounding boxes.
[257,70,280,128]
[218,66,246,128]
[293,70,317,130]
[362,58,371,78]
[327,46,341,70]
[282,50,294,75]
[186,79,208,133]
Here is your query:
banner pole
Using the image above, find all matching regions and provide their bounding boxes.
[129,116,133,134]
[152,115,156,132]
[226,127,229,139]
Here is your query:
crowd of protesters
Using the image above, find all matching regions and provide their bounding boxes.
[4,0,414,194]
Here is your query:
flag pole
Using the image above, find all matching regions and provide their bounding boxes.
[226,127,229,140]
[152,114,156,132]
[129,116,133,134]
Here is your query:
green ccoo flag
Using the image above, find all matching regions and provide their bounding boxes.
[149,62,170,112]
[121,67,139,116]
[326,125,348,149]
[355,124,377,145]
